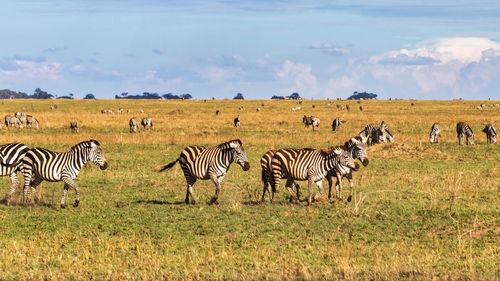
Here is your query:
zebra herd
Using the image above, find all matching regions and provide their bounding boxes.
[1,140,107,208]
[429,122,497,145]
[2,112,39,129]
[129,117,154,133]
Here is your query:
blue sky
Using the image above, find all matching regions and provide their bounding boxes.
[1,0,500,99]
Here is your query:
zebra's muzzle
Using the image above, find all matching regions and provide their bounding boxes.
[362,158,369,166]
[242,161,250,171]
[100,161,108,170]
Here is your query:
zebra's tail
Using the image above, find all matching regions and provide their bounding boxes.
[159,158,179,172]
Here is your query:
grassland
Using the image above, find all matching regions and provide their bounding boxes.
[0,98,498,280]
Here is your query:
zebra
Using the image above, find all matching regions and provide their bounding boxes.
[429,123,442,144]
[256,108,261,112]
[129,117,140,133]
[234,115,240,128]
[141,117,154,130]
[346,105,350,111]
[15,112,27,127]
[117,108,124,114]
[270,147,359,205]
[26,115,39,129]
[483,123,497,144]
[5,115,22,128]
[457,122,474,145]
[359,121,394,145]
[303,115,320,130]
[215,110,221,115]
[260,149,299,203]
[22,140,108,208]
[0,143,29,204]
[331,117,346,132]
[291,106,301,112]
[70,121,79,133]
[159,139,250,204]
[360,106,363,111]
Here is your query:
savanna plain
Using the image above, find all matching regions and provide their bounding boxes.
[0,99,498,280]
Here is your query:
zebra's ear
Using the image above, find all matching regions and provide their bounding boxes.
[229,141,240,149]
[333,148,342,155]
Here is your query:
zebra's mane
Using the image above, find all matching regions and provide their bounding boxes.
[320,146,344,156]
[70,139,100,151]
[217,139,242,149]
[344,136,364,148]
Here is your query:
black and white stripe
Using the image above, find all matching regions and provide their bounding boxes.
[429,123,441,144]
[456,122,474,145]
[159,139,250,204]
[129,117,140,133]
[234,115,241,128]
[22,140,108,208]
[0,143,29,204]
[260,149,299,203]
[331,117,345,132]
[483,123,497,144]
[271,147,359,204]
[360,121,394,145]
[141,117,154,130]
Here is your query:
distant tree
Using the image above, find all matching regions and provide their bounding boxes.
[115,92,162,99]
[271,95,285,100]
[287,92,301,100]
[121,92,128,97]
[180,94,192,100]
[31,88,54,99]
[83,93,96,99]
[233,93,244,100]
[348,91,377,100]
[0,89,29,99]
[162,93,181,99]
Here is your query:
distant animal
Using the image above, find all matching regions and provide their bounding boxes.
[429,123,441,144]
[303,115,320,130]
[4,115,22,128]
[312,105,316,109]
[261,103,265,107]
[141,117,154,130]
[70,121,79,133]
[22,140,108,208]
[411,103,415,106]
[26,115,39,129]
[456,122,474,145]
[331,117,346,132]
[360,121,394,145]
[140,109,144,114]
[238,106,244,111]
[101,109,107,114]
[117,108,124,114]
[483,123,497,144]
[346,105,350,111]
[15,112,27,127]
[0,143,30,204]
[256,108,261,112]
[129,117,140,133]
[291,107,302,112]
[360,106,363,111]
[215,110,221,115]
[260,149,299,203]
[159,139,250,204]
[234,115,240,128]
[270,147,358,205]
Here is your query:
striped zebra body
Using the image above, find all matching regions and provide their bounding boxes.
[159,139,250,204]
[430,123,441,143]
[260,149,299,203]
[0,143,29,203]
[360,121,394,145]
[457,122,474,145]
[331,117,345,132]
[483,123,497,144]
[22,140,108,208]
[129,117,140,133]
[5,115,22,128]
[271,147,358,204]
[303,115,320,130]
[141,117,154,130]
[70,121,79,133]
[26,115,39,129]
[234,115,240,128]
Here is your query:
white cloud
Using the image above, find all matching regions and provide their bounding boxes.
[275,60,317,96]
[309,42,350,56]
[0,57,63,80]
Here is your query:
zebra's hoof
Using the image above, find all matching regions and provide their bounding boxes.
[73,200,79,207]
[60,204,66,209]
[210,197,219,205]
[347,195,352,202]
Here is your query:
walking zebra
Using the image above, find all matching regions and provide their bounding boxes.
[483,123,497,144]
[260,149,299,203]
[0,143,29,204]
[271,147,358,205]
[141,117,154,130]
[429,123,442,144]
[129,117,140,133]
[70,121,79,133]
[303,115,320,130]
[360,121,394,145]
[26,115,39,129]
[159,139,250,204]
[22,140,108,208]
[457,122,474,145]
[234,115,240,128]
[331,117,346,132]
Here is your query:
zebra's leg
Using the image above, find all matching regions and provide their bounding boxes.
[313,180,325,202]
[5,173,19,204]
[285,179,299,204]
[307,179,315,205]
[62,178,80,208]
[346,172,354,202]
[335,173,343,201]
[210,175,224,204]
[261,177,268,203]
[22,165,34,205]
[326,174,333,199]
[294,181,300,201]
[29,177,43,204]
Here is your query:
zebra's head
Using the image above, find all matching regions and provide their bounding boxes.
[346,137,369,166]
[323,147,360,172]
[466,131,475,145]
[228,140,250,171]
[88,140,108,170]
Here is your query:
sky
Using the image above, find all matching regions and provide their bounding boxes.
[1,0,500,99]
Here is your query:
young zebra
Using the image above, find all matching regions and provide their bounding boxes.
[360,121,394,145]
[271,147,359,205]
[129,117,140,133]
[22,140,108,208]
[429,123,442,144]
[331,117,346,132]
[70,121,79,133]
[260,149,299,203]
[234,115,240,128]
[0,143,29,204]
[457,122,474,145]
[159,139,250,204]
[141,117,154,130]
[483,123,497,144]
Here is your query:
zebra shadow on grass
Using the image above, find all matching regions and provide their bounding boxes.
[133,199,186,205]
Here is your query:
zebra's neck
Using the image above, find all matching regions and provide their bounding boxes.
[219,147,234,169]
[66,146,91,171]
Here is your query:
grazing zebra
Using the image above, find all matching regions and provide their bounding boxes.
[129,117,140,133]
[359,106,363,111]
[457,122,474,145]
[483,123,497,144]
[26,115,39,129]
[260,149,299,203]
[22,140,108,208]
[234,115,240,128]
[312,105,316,109]
[238,106,244,111]
[141,117,154,130]
[429,123,442,144]
[159,139,250,204]
[215,110,221,115]
[256,108,261,112]
[117,108,124,114]
[291,106,301,112]
[360,121,394,145]
[302,115,320,130]
[5,115,22,128]
[70,121,79,133]
[15,112,27,127]
[0,143,29,204]
[271,147,359,205]
[326,137,368,202]
[331,117,346,132]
